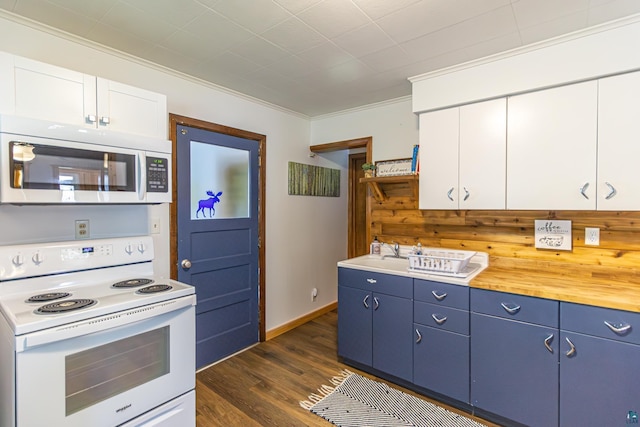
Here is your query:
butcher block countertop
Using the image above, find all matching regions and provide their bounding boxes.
[470,264,640,314]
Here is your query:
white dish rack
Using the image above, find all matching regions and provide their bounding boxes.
[408,249,476,274]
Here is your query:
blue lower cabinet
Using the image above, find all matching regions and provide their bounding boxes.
[414,324,469,403]
[338,285,373,366]
[471,313,559,427]
[372,293,413,381]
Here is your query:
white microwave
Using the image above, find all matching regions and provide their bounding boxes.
[0,115,171,204]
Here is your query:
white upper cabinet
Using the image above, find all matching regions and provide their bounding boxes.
[6,55,167,139]
[419,98,506,210]
[506,81,598,210]
[597,72,640,210]
[0,52,14,114]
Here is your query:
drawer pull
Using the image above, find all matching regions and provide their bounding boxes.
[415,329,422,344]
[604,320,631,335]
[431,290,447,301]
[373,297,379,310]
[366,278,377,284]
[431,314,447,325]
[362,295,369,309]
[500,302,521,315]
[544,334,554,353]
[565,337,576,357]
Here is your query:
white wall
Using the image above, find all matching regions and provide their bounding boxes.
[311,98,418,161]
[0,15,348,332]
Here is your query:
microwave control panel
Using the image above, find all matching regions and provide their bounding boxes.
[146,156,169,193]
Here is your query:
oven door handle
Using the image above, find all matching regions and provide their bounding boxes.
[16,294,196,352]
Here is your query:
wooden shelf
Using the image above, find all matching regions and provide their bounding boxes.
[359,174,419,202]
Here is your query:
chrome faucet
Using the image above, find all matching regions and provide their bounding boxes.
[382,241,403,259]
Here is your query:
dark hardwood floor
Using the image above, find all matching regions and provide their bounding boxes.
[195,310,497,426]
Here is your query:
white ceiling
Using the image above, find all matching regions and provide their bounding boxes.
[2,0,640,117]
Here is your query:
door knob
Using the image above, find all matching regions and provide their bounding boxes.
[181,259,192,270]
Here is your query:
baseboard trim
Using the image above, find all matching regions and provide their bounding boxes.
[266,301,337,340]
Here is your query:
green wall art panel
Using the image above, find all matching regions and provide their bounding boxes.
[288,162,340,197]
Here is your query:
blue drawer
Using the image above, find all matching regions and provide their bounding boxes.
[415,301,469,335]
[338,267,413,298]
[471,288,558,327]
[561,302,640,345]
[414,279,469,309]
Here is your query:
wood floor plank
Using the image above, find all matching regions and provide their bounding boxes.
[196,310,497,426]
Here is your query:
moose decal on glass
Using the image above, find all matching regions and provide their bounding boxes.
[195,191,223,218]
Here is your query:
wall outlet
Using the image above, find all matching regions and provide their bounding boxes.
[151,218,161,234]
[75,220,90,239]
[311,287,318,302]
[585,227,600,245]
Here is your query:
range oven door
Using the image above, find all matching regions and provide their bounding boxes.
[14,296,195,427]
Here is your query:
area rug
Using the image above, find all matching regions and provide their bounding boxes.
[300,370,485,427]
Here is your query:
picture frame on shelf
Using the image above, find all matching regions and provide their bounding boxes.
[375,158,414,177]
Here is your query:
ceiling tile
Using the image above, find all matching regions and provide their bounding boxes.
[211,0,291,34]
[351,0,422,20]
[100,2,178,43]
[122,0,209,28]
[44,0,118,20]
[262,54,317,78]
[512,0,589,28]
[230,36,290,67]
[297,0,372,38]
[184,10,254,50]
[359,45,414,72]
[13,0,97,36]
[205,51,262,76]
[518,11,588,45]
[587,0,640,25]
[331,22,397,58]
[85,21,158,58]
[261,16,326,54]
[161,29,225,61]
[273,0,323,14]
[295,41,353,68]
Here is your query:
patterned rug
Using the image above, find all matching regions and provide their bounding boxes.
[300,370,485,427]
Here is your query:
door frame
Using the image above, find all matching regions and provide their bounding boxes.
[169,114,266,342]
[310,137,372,258]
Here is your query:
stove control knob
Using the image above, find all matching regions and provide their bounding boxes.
[181,259,192,270]
[125,244,134,255]
[138,243,146,254]
[32,252,44,265]
[12,254,24,266]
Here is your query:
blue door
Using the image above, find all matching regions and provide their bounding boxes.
[175,123,261,369]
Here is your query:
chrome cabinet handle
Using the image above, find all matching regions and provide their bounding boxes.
[447,187,454,201]
[500,302,521,315]
[99,116,110,125]
[580,182,590,199]
[604,320,631,335]
[86,114,97,123]
[373,297,379,310]
[604,182,617,200]
[180,259,192,270]
[363,294,370,308]
[544,334,554,353]
[366,278,377,284]
[431,314,447,325]
[415,329,422,343]
[463,187,470,201]
[431,290,447,301]
[565,337,576,357]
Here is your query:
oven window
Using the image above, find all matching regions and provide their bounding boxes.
[65,326,170,416]
[9,141,135,192]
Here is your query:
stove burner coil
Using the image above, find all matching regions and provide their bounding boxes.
[136,284,173,294]
[35,299,97,314]
[112,278,154,288]
[26,292,71,303]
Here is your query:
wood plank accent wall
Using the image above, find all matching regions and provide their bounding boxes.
[368,181,640,278]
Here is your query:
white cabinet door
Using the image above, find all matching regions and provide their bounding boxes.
[507,81,598,210]
[597,72,640,210]
[459,98,506,209]
[0,52,15,115]
[97,78,168,139]
[419,107,459,209]
[13,56,96,128]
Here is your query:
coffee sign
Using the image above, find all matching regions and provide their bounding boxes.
[534,220,572,251]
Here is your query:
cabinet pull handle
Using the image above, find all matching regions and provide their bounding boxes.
[415,329,422,343]
[463,187,470,201]
[99,116,110,125]
[544,334,554,353]
[604,182,617,200]
[604,320,631,335]
[500,302,521,315]
[431,314,447,325]
[431,290,447,301]
[362,294,369,309]
[373,297,379,310]
[580,182,590,199]
[565,337,576,357]
[366,278,377,284]
[86,114,97,123]
[447,187,454,201]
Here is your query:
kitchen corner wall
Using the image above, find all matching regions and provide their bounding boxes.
[0,14,345,333]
